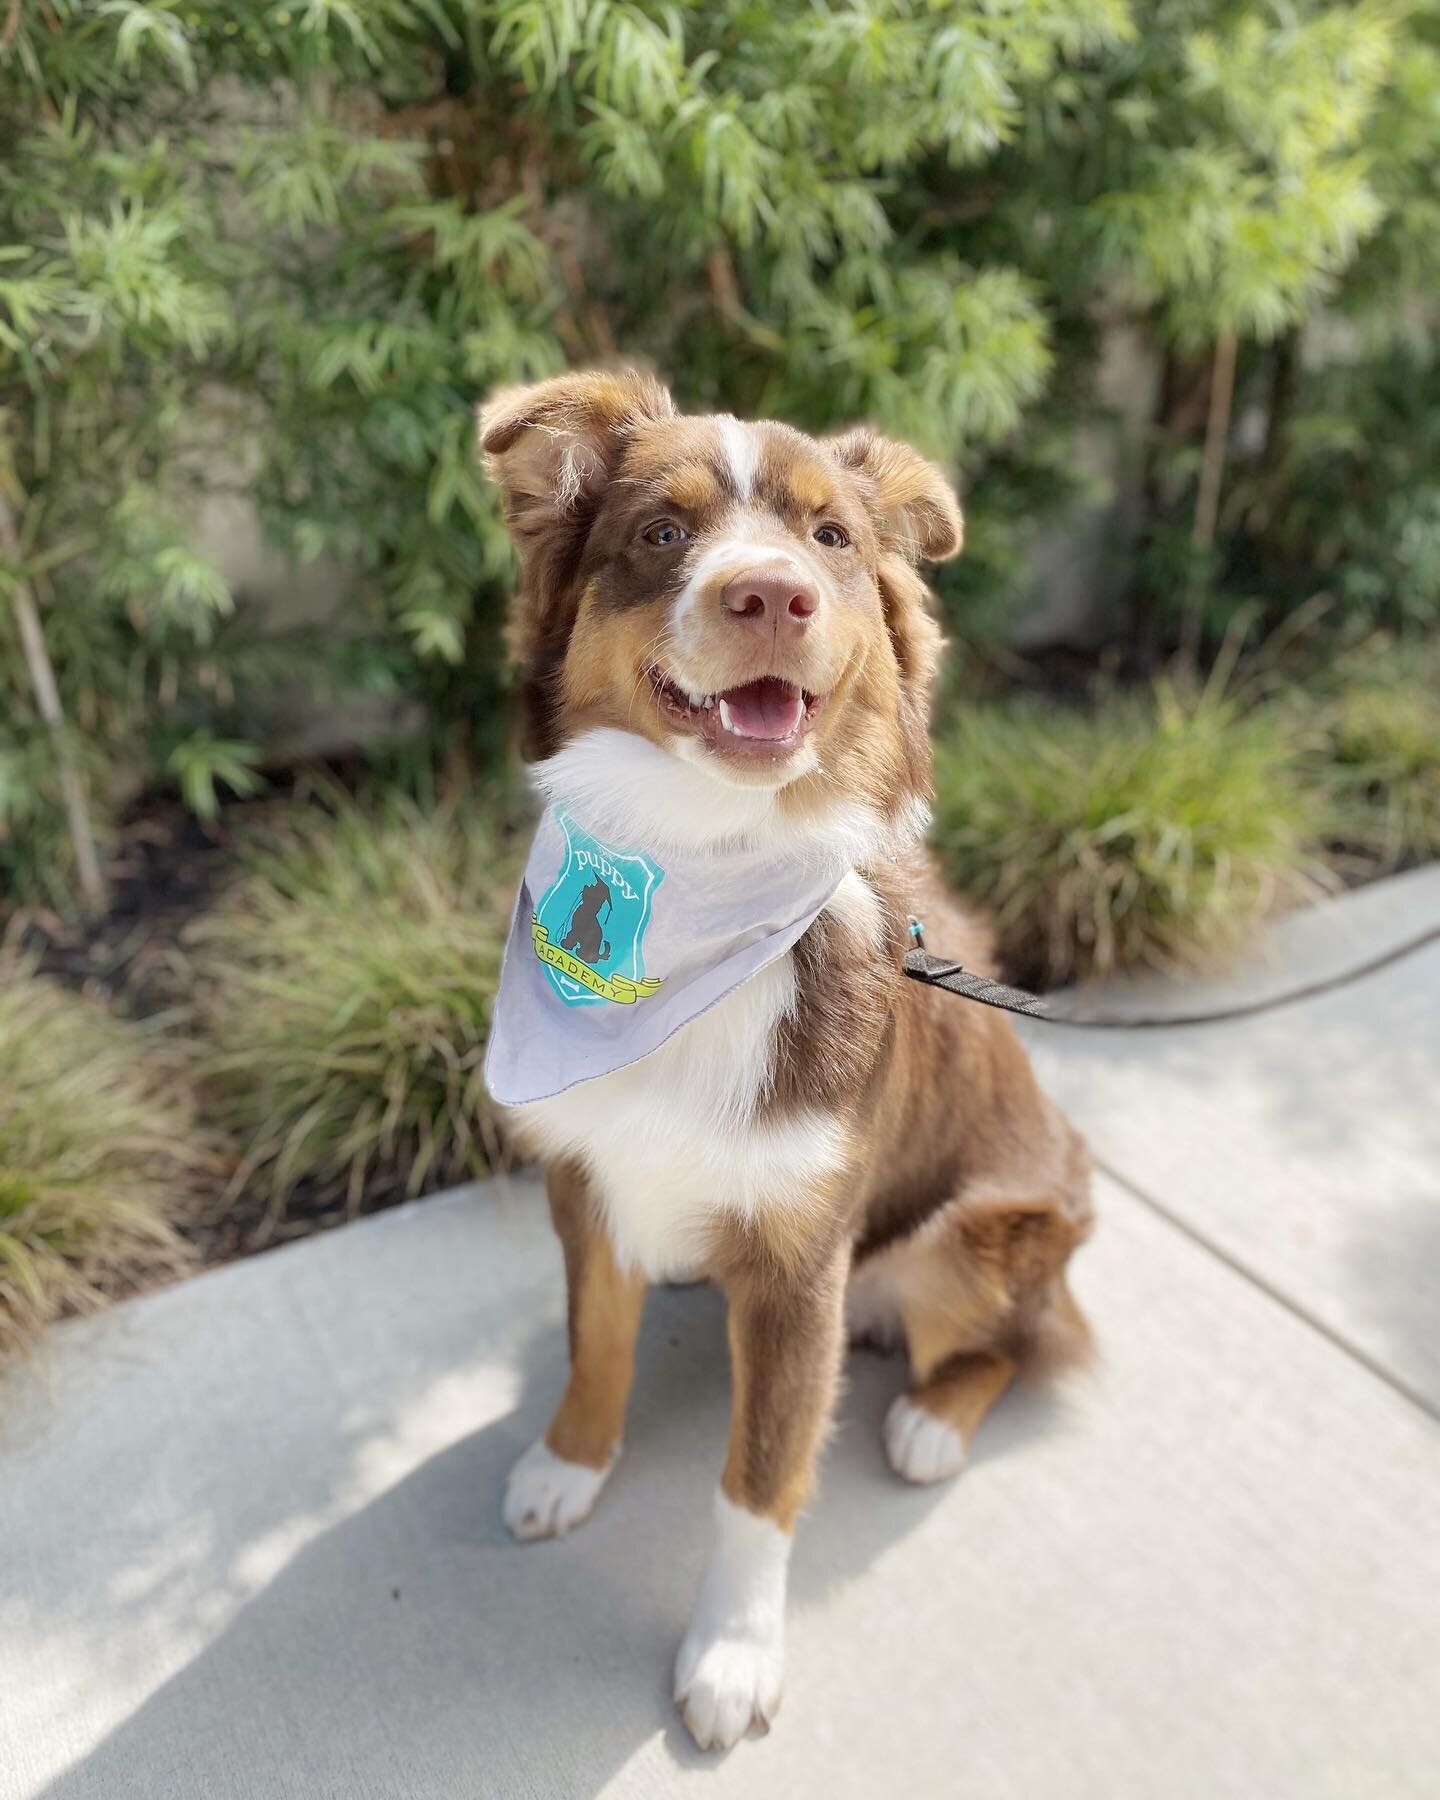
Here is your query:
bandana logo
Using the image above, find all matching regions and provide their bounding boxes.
[531,812,665,1008]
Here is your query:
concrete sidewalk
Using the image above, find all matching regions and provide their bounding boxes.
[3,871,1438,1800]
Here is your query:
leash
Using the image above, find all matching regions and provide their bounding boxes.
[903,915,1440,1030]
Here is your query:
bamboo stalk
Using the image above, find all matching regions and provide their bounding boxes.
[1192,330,1239,553]
[1181,330,1239,668]
[0,497,107,915]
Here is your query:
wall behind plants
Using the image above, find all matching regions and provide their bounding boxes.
[3,0,1439,912]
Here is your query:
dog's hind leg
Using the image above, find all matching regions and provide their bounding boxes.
[879,1191,1090,1485]
[884,1350,1016,1483]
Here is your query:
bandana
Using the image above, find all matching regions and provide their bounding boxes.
[484,804,851,1105]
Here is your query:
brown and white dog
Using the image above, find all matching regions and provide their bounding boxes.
[480,370,1092,1751]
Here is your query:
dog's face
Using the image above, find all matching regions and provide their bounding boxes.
[480,371,961,827]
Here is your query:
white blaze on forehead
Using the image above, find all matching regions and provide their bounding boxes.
[715,415,761,500]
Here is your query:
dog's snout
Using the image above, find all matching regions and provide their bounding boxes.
[720,564,819,633]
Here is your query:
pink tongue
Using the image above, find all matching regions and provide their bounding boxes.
[721,679,805,740]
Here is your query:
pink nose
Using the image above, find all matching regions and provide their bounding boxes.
[720,564,819,633]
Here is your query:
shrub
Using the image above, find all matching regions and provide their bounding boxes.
[6,1,1440,905]
[931,685,1326,988]
[1220,347,1440,645]
[1314,641,1440,870]
[0,960,203,1357]
[195,790,516,1222]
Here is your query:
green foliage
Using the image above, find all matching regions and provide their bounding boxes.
[166,732,264,821]
[2,0,1439,903]
[194,788,516,1216]
[932,685,1325,987]
[1311,639,1440,869]
[1223,345,1440,639]
[0,957,203,1357]
[989,0,1440,650]
[1086,1,1396,345]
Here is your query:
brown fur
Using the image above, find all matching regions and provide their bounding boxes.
[907,1352,1017,1450]
[718,1242,850,1527]
[482,370,1092,1532]
[542,1160,648,1471]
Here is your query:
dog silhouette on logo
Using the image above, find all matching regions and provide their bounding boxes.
[561,875,612,966]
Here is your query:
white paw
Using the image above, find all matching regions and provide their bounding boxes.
[884,1395,966,1484]
[503,1439,612,1541]
[675,1626,784,1751]
[675,1491,791,1750]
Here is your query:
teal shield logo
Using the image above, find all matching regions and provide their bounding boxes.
[531,812,666,1008]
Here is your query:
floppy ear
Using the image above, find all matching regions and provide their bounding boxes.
[825,427,963,563]
[479,368,675,547]
[478,370,674,754]
[827,426,953,771]
[874,555,944,798]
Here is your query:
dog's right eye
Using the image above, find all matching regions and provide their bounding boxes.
[641,519,688,548]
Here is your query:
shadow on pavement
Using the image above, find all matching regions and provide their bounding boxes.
[34,1281,1065,1799]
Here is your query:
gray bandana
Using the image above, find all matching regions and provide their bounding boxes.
[484,804,850,1105]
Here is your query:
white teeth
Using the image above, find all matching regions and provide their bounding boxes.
[718,698,744,736]
[684,689,713,709]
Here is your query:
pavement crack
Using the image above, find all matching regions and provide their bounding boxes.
[1095,1156,1440,1427]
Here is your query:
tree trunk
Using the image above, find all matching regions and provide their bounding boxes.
[1181,330,1239,667]
[1131,343,1211,667]
[1261,328,1300,474]
[1192,330,1239,554]
[0,497,107,915]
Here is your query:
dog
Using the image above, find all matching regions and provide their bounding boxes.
[479,370,1092,1751]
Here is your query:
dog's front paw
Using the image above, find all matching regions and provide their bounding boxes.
[674,1624,784,1751]
[884,1394,966,1484]
[503,1439,612,1541]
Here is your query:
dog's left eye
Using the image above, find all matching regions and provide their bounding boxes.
[813,523,849,549]
[642,519,688,547]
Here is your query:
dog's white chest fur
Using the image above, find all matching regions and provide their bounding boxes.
[509,729,896,1280]
[514,953,846,1280]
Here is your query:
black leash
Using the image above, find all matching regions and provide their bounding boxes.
[903,916,1440,1030]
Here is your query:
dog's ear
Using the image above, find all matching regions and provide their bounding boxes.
[825,427,963,564]
[824,427,954,782]
[874,554,944,797]
[479,369,674,756]
[480,368,675,547]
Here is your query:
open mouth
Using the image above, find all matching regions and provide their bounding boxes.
[648,669,826,760]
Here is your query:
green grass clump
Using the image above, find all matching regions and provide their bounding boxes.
[0,962,201,1357]
[932,685,1326,988]
[196,792,517,1219]
[1314,642,1440,870]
